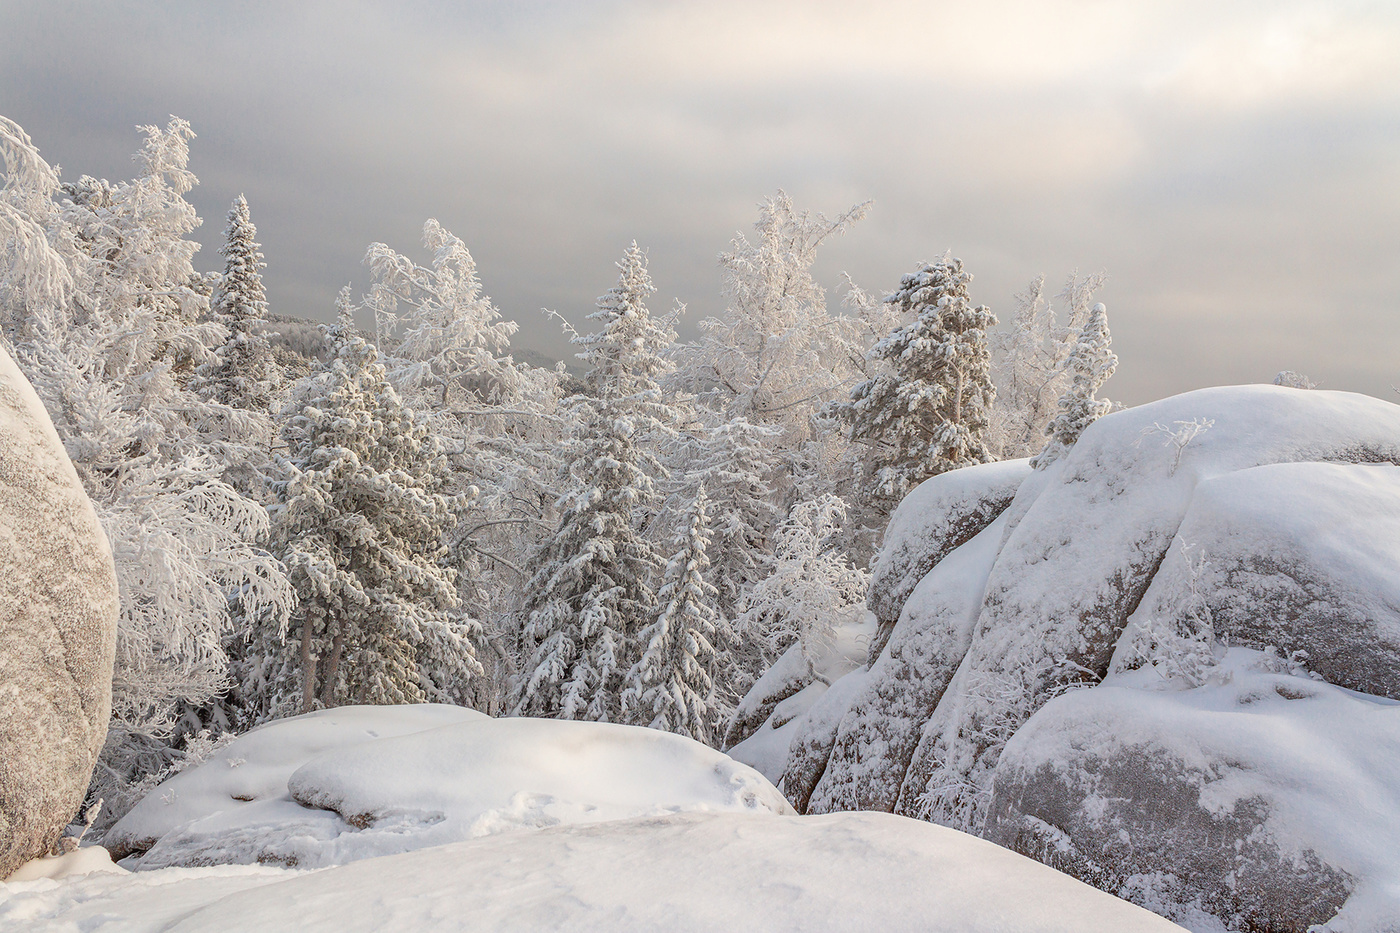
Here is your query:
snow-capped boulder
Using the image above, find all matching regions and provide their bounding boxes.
[865,458,1028,657]
[118,712,790,870]
[0,347,119,878]
[900,387,1400,829]
[984,649,1400,933]
[1129,461,1400,698]
[106,704,486,861]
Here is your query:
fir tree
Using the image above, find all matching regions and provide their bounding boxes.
[622,486,722,743]
[840,256,998,499]
[194,195,278,413]
[1036,301,1117,468]
[514,243,679,722]
[260,293,479,717]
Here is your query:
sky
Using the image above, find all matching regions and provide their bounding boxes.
[2,0,1397,405]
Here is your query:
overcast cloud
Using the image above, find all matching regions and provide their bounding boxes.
[2,0,1397,404]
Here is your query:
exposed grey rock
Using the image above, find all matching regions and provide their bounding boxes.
[864,459,1028,661]
[984,650,1397,932]
[0,348,118,878]
[1130,461,1400,699]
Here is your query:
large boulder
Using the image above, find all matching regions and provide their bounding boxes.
[899,387,1400,829]
[0,347,118,878]
[985,649,1400,933]
[1128,461,1400,698]
[800,512,1006,814]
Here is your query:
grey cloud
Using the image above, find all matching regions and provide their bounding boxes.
[2,0,1396,405]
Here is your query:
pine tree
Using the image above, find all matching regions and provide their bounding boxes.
[622,486,722,743]
[1036,301,1117,468]
[194,195,278,413]
[514,243,679,722]
[840,256,998,499]
[261,293,479,717]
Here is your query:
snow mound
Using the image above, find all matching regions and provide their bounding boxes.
[106,704,486,860]
[4,845,126,883]
[6,812,1187,933]
[986,648,1400,933]
[117,711,789,870]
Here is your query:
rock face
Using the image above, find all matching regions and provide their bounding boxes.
[985,650,1400,933]
[0,347,119,878]
[864,459,1028,659]
[1129,461,1400,698]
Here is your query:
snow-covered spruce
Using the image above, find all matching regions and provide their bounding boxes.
[1034,300,1117,469]
[193,195,279,415]
[252,296,479,719]
[514,243,680,722]
[840,255,998,500]
[621,486,723,743]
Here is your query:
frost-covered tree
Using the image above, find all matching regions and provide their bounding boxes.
[990,271,1105,459]
[1035,301,1117,468]
[675,193,871,476]
[255,295,479,718]
[622,486,722,743]
[841,257,998,499]
[677,416,780,615]
[193,195,278,414]
[514,243,680,722]
[0,117,291,817]
[361,220,564,712]
[737,494,870,673]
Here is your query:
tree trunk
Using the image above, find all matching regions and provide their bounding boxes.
[299,619,317,714]
[320,632,345,709]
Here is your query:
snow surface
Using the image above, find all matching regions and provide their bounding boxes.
[114,708,790,870]
[3,846,126,883]
[2,812,1187,932]
[993,648,1400,932]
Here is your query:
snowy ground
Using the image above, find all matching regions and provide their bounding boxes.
[2,707,1186,931]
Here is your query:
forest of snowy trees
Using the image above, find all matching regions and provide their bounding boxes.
[0,115,1120,824]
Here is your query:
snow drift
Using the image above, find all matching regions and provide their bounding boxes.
[4,812,1186,932]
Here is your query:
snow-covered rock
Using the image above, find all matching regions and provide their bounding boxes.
[725,612,873,780]
[0,347,119,878]
[2,812,1188,932]
[865,458,1028,655]
[902,386,1400,829]
[985,649,1400,933]
[113,709,790,870]
[803,511,1007,814]
[1130,461,1400,698]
